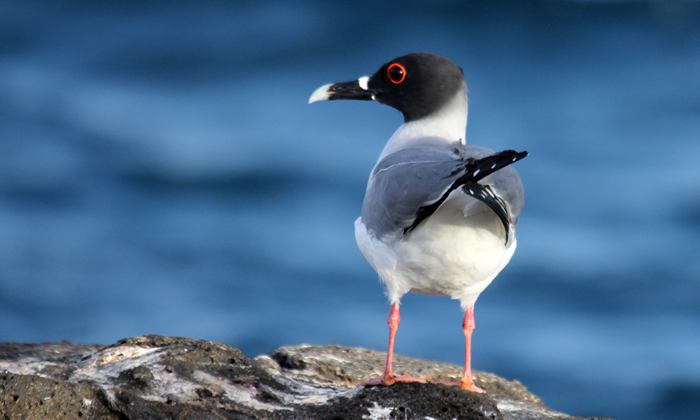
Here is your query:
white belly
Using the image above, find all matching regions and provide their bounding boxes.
[355,197,516,310]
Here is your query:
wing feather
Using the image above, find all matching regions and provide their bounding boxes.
[361,143,527,244]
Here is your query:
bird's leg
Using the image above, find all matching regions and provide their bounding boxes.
[459,305,485,392]
[437,306,485,392]
[359,303,426,386]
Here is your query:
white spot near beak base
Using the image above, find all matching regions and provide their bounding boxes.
[358,76,369,90]
[308,83,333,104]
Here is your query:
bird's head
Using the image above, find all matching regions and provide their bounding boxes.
[309,52,467,123]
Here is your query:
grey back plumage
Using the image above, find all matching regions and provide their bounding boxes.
[361,141,525,242]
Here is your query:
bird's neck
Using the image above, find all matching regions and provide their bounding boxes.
[378,90,468,161]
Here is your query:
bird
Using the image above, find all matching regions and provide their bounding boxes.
[309,52,527,392]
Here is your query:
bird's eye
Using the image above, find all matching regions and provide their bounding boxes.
[387,63,406,84]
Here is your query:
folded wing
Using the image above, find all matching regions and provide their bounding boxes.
[361,143,527,245]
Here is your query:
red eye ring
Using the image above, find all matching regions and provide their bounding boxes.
[387,63,406,84]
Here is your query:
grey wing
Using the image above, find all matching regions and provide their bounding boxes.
[361,145,465,240]
[361,143,527,244]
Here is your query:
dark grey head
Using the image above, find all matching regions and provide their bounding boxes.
[309,53,466,123]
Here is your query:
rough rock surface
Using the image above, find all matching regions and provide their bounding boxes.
[0,335,613,420]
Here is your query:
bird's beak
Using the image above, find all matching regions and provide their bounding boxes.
[309,76,376,104]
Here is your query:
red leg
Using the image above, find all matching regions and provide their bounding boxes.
[438,306,485,392]
[459,305,484,392]
[359,303,426,386]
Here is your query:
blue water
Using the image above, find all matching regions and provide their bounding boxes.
[1,1,699,419]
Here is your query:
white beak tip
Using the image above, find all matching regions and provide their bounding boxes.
[309,83,333,104]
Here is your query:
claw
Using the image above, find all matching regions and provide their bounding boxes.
[435,379,485,393]
[459,378,485,393]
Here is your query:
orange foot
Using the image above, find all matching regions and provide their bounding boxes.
[359,374,426,387]
[438,378,485,393]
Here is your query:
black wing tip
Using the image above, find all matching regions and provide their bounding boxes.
[462,183,512,246]
[463,149,528,183]
[501,149,529,161]
[403,149,528,236]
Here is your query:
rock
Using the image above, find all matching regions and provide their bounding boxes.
[261,344,542,403]
[0,335,613,420]
[0,372,120,419]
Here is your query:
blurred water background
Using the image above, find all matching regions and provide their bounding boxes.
[1,1,699,419]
